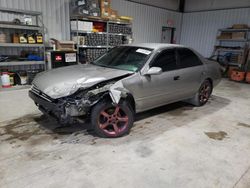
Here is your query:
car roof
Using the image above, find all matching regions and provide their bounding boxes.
[123,43,185,50]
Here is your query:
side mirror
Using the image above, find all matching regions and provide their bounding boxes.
[144,67,162,76]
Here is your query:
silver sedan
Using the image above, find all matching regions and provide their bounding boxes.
[29,43,221,138]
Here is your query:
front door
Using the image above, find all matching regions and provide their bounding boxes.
[133,48,182,111]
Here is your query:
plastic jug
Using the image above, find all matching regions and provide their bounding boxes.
[1,72,11,88]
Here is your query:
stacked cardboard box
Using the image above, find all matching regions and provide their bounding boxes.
[0,32,7,43]
[100,0,119,20]
[110,10,118,20]
[100,0,111,18]
[72,0,100,17]
[88,0,101,17]
[72,0,133,22]
[232,24,249,29]
[73,0,89,15]
[217,32,232,39]
[232,32,246,40]
[71,21,93,31]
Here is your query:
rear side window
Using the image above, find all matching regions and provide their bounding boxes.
[177,48,202,68]
[151,49,177,72]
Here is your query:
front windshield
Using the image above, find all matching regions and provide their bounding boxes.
[92,46,153,72]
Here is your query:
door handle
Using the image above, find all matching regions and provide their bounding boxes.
[174,76,180,80]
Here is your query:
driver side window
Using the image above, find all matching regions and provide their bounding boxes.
[151,49,178,72]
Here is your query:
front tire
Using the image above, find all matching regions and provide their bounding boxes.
[91,100,134,138]
[189,80,213,106]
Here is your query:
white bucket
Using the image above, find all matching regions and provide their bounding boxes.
[1,72,11,88]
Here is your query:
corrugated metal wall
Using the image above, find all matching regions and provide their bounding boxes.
[180,8,250,57]
[112,0,182,43]
[0,0,70,41]
[185,0,250,12]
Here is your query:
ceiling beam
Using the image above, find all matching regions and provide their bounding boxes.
[179,0,185,12]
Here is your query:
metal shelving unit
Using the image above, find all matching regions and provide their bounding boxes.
[212,27,250,67]
[71,30,107,35]
[0,23,41,30]
[72,30,130,36]
[217,39,249,42]
[0,61,44,66]
[219,28,250,32]
[0,7,45,69]
[0,7,41,16]
[0,43,44,47]
[70,15,133,63]
[109,33,131,36]
[108,20,132,25]
[78,45,112,48]
[216,49,244,53]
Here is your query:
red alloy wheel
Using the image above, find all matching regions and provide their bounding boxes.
[199,81,211,103]
[98,105,129,137]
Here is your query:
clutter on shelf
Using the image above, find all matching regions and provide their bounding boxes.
[211,23,250,84]
[82,48,107,62]
[70,0,133,64]
[0,32,7,43]
[217,24,249,40]
[0,69,43,88]
[71,0,133,23]
[228,45,250,84]
[50,38,76,51]
[0,7,45,88]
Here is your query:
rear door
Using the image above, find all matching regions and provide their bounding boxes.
[176,48,205,98]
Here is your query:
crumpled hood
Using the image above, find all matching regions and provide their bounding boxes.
[32,64,133,99]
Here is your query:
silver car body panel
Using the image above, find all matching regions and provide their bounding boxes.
[31,43,221,114]
[32,64,133,99]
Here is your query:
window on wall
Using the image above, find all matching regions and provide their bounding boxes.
[151,49,178,72]
[177,48,203,68]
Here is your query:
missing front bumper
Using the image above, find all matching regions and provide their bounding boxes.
[29,90,87,124]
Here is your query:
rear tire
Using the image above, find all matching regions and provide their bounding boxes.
[189,80,213,107]
[91,100,134,138]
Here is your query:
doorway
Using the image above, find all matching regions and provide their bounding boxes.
[161,27,175,44]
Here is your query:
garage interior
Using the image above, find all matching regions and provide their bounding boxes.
[0,0,250,187]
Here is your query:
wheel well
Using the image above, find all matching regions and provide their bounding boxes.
[125,94,136,113]
[206,78,213,88]
[90,92,136,113]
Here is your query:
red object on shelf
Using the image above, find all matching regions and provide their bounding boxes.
[230,70,246,82]
[55,55,62,61]
[246,72,250,83]
[93,22,106,32]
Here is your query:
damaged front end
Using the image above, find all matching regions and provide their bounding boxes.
[29,74,131,124]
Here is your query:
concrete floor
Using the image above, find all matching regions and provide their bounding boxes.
[0,79,250,188]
